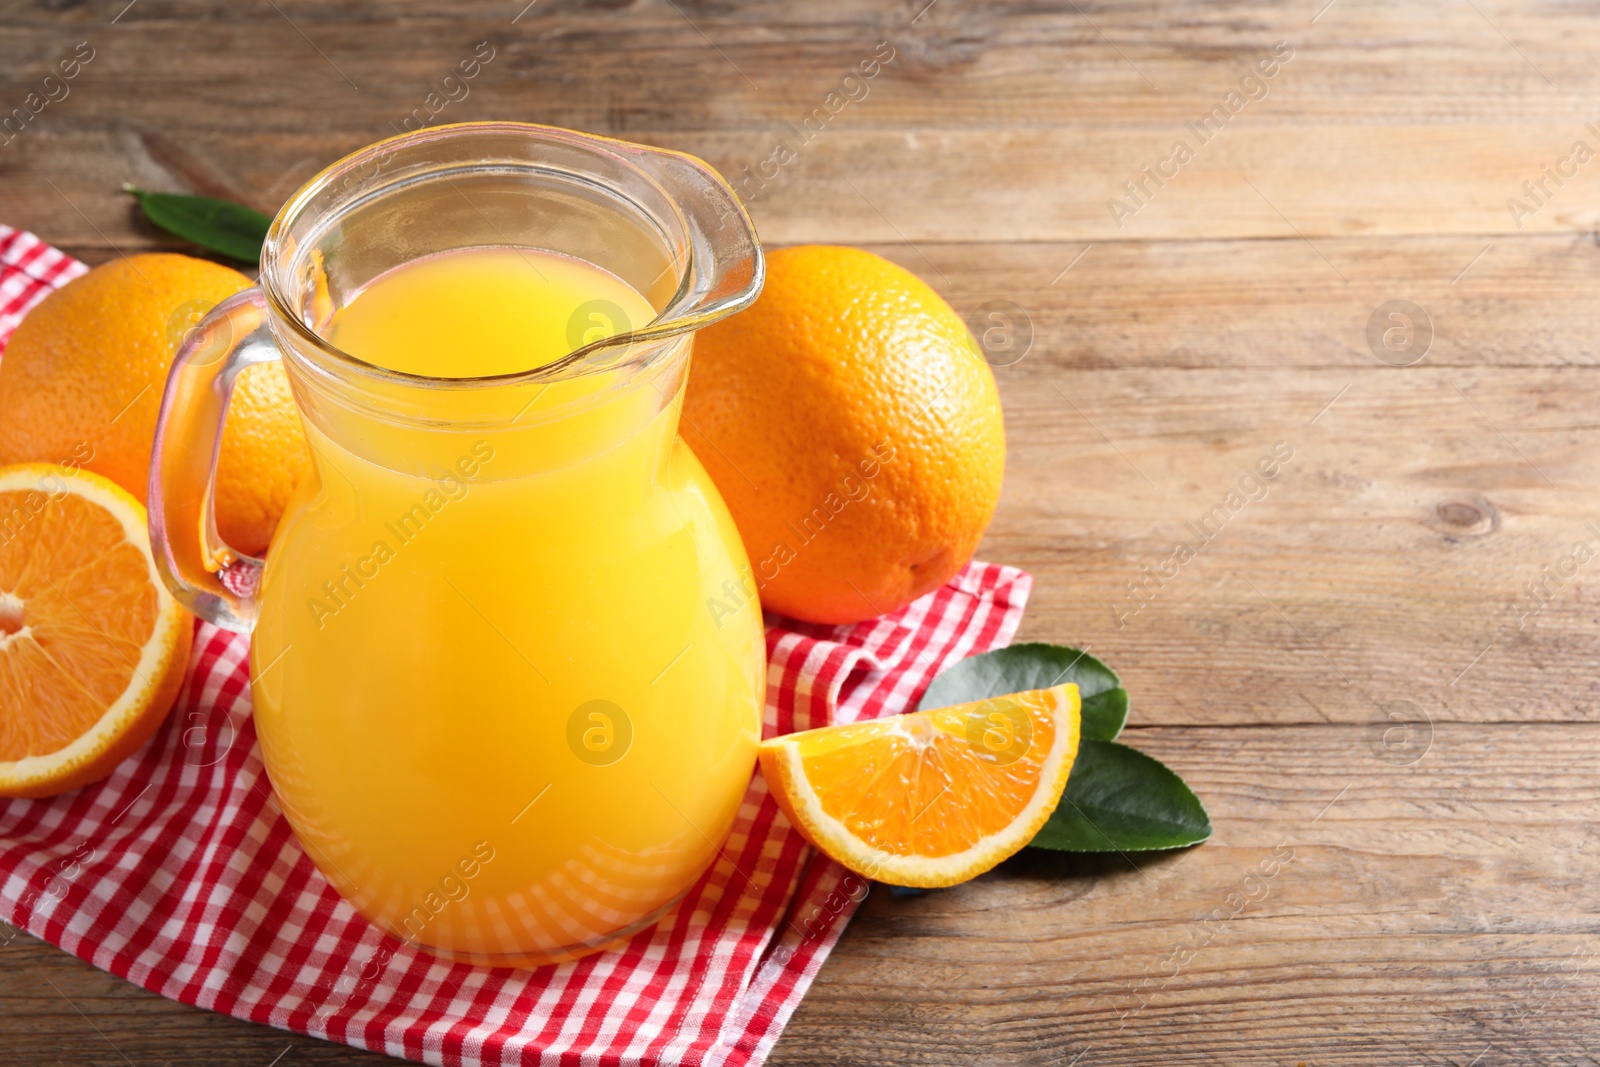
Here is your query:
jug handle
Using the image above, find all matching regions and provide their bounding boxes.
[148,287,276,633]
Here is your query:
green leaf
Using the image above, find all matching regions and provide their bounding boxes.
[123,185,270,263]
[917,642,1210,856]
[919,642,1128,741]
[1029,739,1211,852]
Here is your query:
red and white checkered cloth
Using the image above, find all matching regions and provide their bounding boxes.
[0,227,1033,1066]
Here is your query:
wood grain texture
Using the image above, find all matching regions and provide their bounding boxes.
[777,723,1600,1067]
[7,0,1600,242]
[3,0,1599,1064]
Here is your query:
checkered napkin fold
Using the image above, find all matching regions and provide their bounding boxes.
[0,226,1033,1067]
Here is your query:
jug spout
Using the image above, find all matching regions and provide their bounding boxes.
[555,139,765,371]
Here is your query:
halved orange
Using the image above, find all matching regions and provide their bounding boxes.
[0,463,191,798]
[759,683,1081,887]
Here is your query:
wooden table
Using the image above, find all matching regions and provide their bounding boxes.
[5,1,1599,1063]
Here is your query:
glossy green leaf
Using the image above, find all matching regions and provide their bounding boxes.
[1029,739,1211,852]
[918,642,1128,741]
[123,185,270,263]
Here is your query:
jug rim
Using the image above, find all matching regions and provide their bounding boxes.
[259,120,763,392]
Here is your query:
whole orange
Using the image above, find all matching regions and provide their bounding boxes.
[682,245,1005,624]
[0,253,311,557]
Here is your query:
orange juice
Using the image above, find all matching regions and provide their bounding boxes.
[249,246,765,963]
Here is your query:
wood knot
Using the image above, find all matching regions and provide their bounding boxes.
[1432,496,1499,539]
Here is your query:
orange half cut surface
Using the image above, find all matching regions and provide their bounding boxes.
[759,683,1081,887]
[0,464,191,798]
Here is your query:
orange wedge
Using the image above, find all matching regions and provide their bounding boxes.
[759,683,1081,887]
[0,463,191,798]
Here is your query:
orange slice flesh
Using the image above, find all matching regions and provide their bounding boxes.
[0,463,191,798]
[759,683,1081,887]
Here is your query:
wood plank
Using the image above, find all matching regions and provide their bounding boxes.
[874,236,1600,371]
[5,0,1600,243]
[3,0,1596,131]
[992,361,1600,727]
[13,122,1600,246]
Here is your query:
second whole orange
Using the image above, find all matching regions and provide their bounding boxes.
[681,245,1006,625]
[0,253,311,557]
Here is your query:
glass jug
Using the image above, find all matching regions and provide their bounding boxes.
[148,122,767,966]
